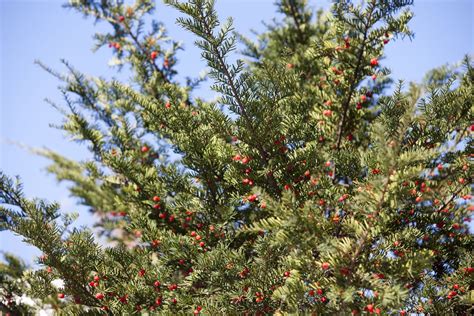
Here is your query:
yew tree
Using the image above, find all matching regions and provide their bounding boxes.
[1,0,473,315]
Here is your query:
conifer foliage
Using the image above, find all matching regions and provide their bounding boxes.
[1,0,473,314]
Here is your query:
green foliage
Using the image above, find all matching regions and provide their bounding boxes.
[1,0,473,315]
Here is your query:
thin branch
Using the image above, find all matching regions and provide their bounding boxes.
[287,0,305,43]
[197,9,281,196]
[123,22,169,83]
[436,182,470,213]
[335,8,375,151]
[81,7,169,83]
[348,170,391,272]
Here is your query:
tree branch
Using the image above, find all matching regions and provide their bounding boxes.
[287,0,305,43]
[197,8,281,196]
[335,8,375,150]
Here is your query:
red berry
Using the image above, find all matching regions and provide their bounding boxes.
[96,293,105,300]
[154,280,161,287]
[366,304,374,313]
[165,101,171,109]
[118,15,125,22]
[93,275,100,282]
[141,146,149,153]
[168,284,178,291]
[152,196,161,202]
[241,156,250,164]
[370,58,378,67]
[344,38,350,48]
[453,284,460,290]
[323,109,332,117]
[119,295,128,303]
[393,249,404,257]
[58,293,65,299]
[248,194,257,202]
[150,51,158,60]
[283,271,290,277]
[199,241,205,247]
[340,267,350,276]
[138,269,146,277]
[321,262,330,270]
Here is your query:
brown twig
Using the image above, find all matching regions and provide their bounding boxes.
[436,182,470,213]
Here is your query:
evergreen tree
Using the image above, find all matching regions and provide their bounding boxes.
[1,0,473,314]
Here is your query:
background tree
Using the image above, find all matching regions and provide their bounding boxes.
[1,0,473,314]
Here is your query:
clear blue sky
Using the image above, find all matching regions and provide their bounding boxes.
[1,0,473,265]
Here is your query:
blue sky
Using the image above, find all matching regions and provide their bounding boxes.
[1,0,473,265]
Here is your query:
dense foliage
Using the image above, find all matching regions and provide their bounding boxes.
[1,0,473,314]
